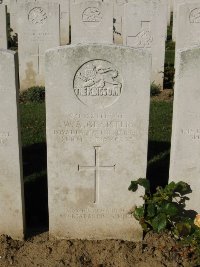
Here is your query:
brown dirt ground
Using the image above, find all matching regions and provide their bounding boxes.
[0,231,197,267]
[152,89,174,102]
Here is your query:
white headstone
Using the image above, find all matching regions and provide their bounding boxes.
[71,0,113,44]
[113,0,128,44]
[0,0,10,12]
[176,2,200,53]
[10,0,69,45]
[172,0,200,41]
[123,0,167,88]
[46,44,151,241]
[10,0,18,36]
[167,0,171,25]
[59,0,70,45]
[0,5,7,48]
[0,49,25,240]
[18,1,60,91]
[169,46,200,213]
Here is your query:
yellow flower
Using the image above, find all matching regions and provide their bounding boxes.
[194,214,200,228]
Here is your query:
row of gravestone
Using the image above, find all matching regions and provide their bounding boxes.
[0,0,169,91]
[0,42,199,241]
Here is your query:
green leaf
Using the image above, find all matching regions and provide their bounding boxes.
[137,178,150,191]
[152,213,167,232]
[134,206,145,220]
[162,202,179,216]
[129,178,150,192]
[176,222,192,237]
[128,181,138,192]
[165,182,177,192]
[147,203,156,218]
[175,182,192,196]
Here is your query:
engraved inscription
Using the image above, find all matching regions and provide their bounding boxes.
[189,8,200,23]
[0,131,10,146]
[127,21,153,48]
[82,7,102,27]
[181,128,200,140]
[73,60,122,109]
[65,208,133,220]
[78,146,115,204]
[28,7,48,25]
[53,113,137,144]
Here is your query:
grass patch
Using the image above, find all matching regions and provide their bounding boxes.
[20,103,46,147]
[20,103,47,231]
[147,100,173,192]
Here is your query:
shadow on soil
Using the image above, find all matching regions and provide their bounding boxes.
[22,143,48,238]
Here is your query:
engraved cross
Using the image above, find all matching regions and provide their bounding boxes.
[32,45,43,74]
[78,146,116,204]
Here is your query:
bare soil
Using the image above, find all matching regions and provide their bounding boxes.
[0,231,197,267]
[152,89,174,102]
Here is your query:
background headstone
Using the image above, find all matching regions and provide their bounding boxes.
[10,0,18,36]
[71,0,113,44]
[176,2,200,58]
[169,46,200,213]
[123,0,167,88]
[0,49,25,240]
[0,0,10,12]
[17,0,70,45]
[167,0,171,25]
[46,44,151,241]
[0,5,7,49]
[172,0,200,41]
[10,0,69,45]
[58,0,70,45]
[18,1,60,91]
[113,0,128,44]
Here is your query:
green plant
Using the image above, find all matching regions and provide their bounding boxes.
[150,82,161,96]
[129,179,200,264]
[164,63,175,89]
[20,86,45,103]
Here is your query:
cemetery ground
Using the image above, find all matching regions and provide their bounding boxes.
[0,95,198,267]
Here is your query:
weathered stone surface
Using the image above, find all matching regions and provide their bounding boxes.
[169,46,200,213]
[176,2,200,53]
[167,0,172,25]
[0,0,10,12]
[18,1,60,91]
[123,0,167,88]
[17,0,70,45]
[0,49,25,240]
[172,0,199,41]
[71,1,113,44]
[46,44,151,241]
[113,0,128,44]
[59,0,70,45]
[0,5,7,48]
[10,0,18,36]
